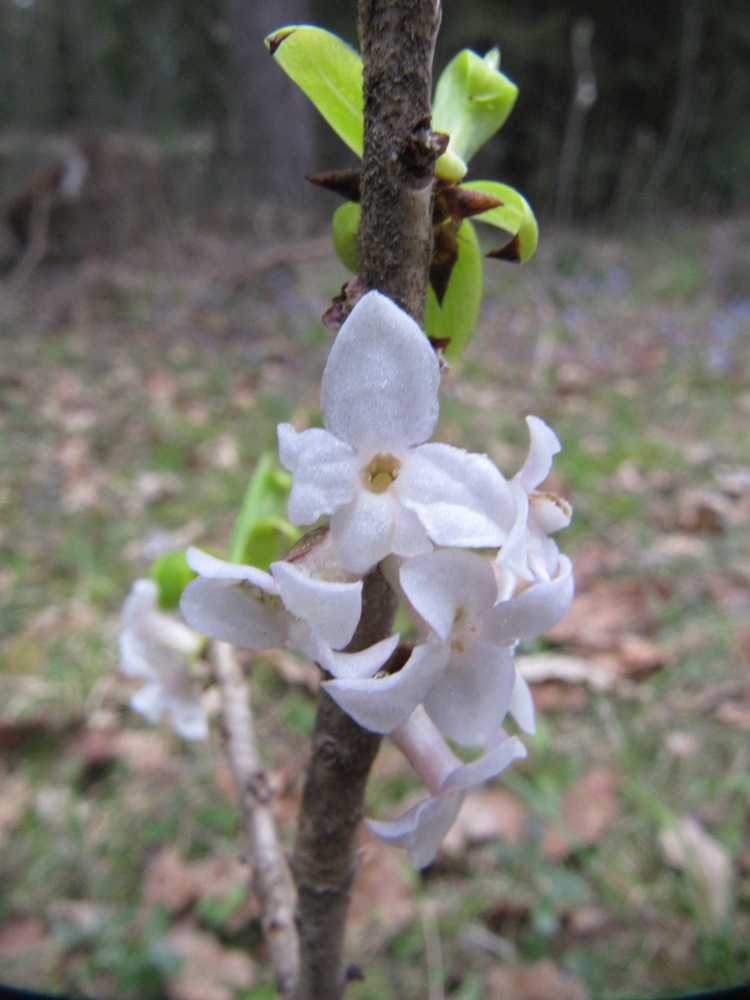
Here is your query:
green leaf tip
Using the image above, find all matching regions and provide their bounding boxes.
[265,24,364,157]
[433,48,518,172]
[462,180,539,263]
[229,452,300,569]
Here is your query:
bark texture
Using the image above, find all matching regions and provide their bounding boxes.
[289,4,441,997]
[290,570,397,1000]
[357,0,442,321]
[213,642,299,994]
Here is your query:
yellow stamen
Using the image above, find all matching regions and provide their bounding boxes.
[362,453,401,494]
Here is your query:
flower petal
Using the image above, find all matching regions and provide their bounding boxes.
[441,733,527,792]
[329,489,404,574]
[180,577,289,650]
[366,791,463,870]
[483,555,574,645]
[186,547,276,591]
[513,415,561,492]
[168,691,209,741]
[424,642,516,746]
[509,670,536,734]
[321,291,440,452]
[400,443,514,547]
[399,549,498,641]
[130,680,166,723]
[323,641,448,734]
[277,424,357,525]
[270,560,362,650]
[318,633,401,679]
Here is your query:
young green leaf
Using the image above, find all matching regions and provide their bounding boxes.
[432,48,518,170]
[229,453,300,568]
[265,25,364,157]
[425,219,483,359]
[462,180,539,262]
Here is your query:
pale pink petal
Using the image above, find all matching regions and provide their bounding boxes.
[321,291,440,453]
[366,792,463,870]
[130,681,165,723]
[513,415,561,492]
[399,549,497,641]
[509,670,536,734]
[496,482,532,579]
[169,695,209,741]
[400,443,513,547]
[122,578,203,656]
[270,560,362,650]
[441,733,527,792]
[180,577,289,650]
[323,642,449,734]
[118,632,158,680]
[317,633,401,679]
[186,547,276,591]
[277,424,357,524]
[329,489,400,574]
[483,555,574,645]
[424,642,516,747]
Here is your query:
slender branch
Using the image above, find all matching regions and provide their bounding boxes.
[358,0,442,320]
[212,641,299,995]
[290,569,397,1000]
[289,4,441,997]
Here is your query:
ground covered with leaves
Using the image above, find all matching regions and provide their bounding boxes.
[1,214,749,1000]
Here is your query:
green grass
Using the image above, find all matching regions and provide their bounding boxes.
[1,217,750,998]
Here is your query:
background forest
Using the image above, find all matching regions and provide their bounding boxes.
[1,2,750,999]
[1,0,749,221]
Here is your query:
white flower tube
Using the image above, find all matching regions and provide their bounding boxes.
[367,706,527,869]
[119,579,207,740]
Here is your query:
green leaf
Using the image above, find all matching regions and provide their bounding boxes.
[150,551,196,610]
[331,201,360,272]
[462,180,539,262]
[432,48,518,169]
[266,25,363,157]
[425,219,482,360]
[229,453,300,568]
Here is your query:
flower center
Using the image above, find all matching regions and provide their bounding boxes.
[450,606,478,655]
[362,453,401,494]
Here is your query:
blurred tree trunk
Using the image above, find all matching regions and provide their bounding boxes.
[228,0,316,206]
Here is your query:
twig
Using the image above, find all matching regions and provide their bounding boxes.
[290,567,398,1000]
[289,3,441,996]
[212,640,300,995]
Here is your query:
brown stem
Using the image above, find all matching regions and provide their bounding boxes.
[357,0,442,320]
[289,3,440,997]
[213,641,300,995]
[290,569,397,1000]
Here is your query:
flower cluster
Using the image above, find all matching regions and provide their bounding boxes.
[121,291,573,867]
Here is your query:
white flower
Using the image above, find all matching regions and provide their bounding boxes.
[499,415,573,583]
[179,546,398,676]
[278,291,516,574]
[366,706,527,869]
[324,548,573,745]
[119,579,208,740]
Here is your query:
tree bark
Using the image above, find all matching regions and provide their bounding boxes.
[358,0,442,322]
[289,5,441,994]
[213,642,299,995]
